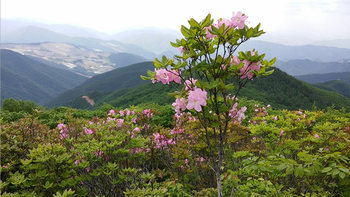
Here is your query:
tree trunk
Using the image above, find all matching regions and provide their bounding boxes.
[216,169,223,197]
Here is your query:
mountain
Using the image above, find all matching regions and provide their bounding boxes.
[238,40,350,62]
[2,43,150,76]
[111,27,181,54]
[274,59,350,76]
[311,80,350,98]
[311,39,350,49]
[2,25,71,43]
[1,26,157,59]
[108,52,147,69]
[44,61,155,108]
[1,18,109,39]
[0,49,87,105]
[46,65,350,111]
[294,72,350,84]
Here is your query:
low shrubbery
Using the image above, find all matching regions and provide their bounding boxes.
[1,100,349,196]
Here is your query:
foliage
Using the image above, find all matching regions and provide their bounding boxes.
[2,103,350,196]
[2,11,350,197]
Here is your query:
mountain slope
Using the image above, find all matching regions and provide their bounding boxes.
[311,80,350,98]
[53,67,350,111]
[274,59,350,76]
[44,61,155,108]
[295,72,350,84]
[238,40,350,62]
[2,26,157,59]
[0,49,87,105]
[108,52,147,69]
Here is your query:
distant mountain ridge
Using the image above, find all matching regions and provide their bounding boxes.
[294,72,350,84]
[1,26,157,59]
[275,59,350,76]
[0,49,87,105]
[311,39,350,49]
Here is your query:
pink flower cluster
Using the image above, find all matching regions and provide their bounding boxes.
[152,133,176,149]
[173,87,208,113]
[187,88,207,112]
[196,157,205,165]
[129,147,150,154]
[153,68,181,85]
[240,52,261,80]
[206,11,248,39]
[228,102,247,124]
[57,123,69,139]
[94,149,104,158]
[143,109,153,118]
[84,128,95,135]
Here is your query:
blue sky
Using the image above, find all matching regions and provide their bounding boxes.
[1,0,349,45]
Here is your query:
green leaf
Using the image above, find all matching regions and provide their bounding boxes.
[259,69,274,76]
[201,13,213,27]
[140,75,151,80]
[246,28,254,37]
[181,25,191,37]
[189,18,200,28]
[294,166,304,177]
[321,167,332,173]
[339,168,350,174]
[339,172,346,179]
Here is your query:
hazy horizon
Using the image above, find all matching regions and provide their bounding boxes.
[1,0,350,46]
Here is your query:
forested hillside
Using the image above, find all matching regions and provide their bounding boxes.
[0,49,87,105]
[44,61,155,108]
[53,68,350,111]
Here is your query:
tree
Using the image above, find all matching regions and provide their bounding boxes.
[142,12,275,196]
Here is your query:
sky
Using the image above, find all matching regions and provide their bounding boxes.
[1,0,350,45]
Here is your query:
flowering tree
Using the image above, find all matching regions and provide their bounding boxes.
[143,11,275,197]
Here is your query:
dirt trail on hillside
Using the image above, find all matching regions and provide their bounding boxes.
[82,96,95,106]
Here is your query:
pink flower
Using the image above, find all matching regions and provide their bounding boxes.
[173,97,188,114]
[155,68,170,84]
[57,123,65,130]
[181,165,184,170]
[218,18,233,29]
[237,106,247,122]
[159,173,163,179]
[119,110,125,116]
[167,70,181,84]
[205,25,216,39]
[108,109,116,116]
[178,46,185,53]
[184,78,197,90]
[279,129,284,137]
[116,119,124,128]
[221,64,226,70]
[314,133,320,139]
[185,159,188,165]
[273,116,278,121]
[126,109,131,116]
[231,11,248,29]
[133,127,140,133]
[186,88,207,112]
[230,56,241,66]
[84,128,95,135]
